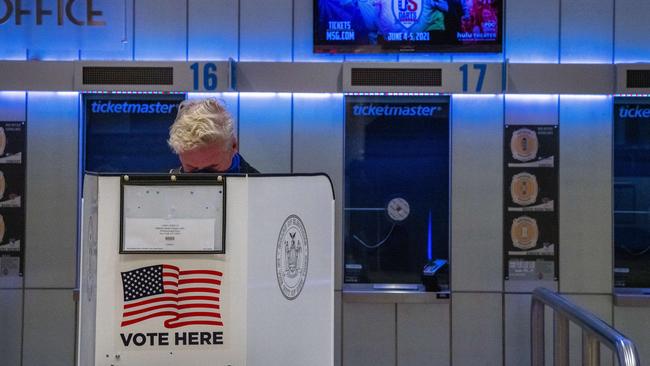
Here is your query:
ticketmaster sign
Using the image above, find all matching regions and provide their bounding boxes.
[0,0,125,50]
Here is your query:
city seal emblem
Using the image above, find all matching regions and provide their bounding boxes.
[276,215,309,300]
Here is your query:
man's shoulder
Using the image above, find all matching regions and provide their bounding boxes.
[238,155,259,174]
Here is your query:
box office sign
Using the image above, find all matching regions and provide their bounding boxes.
[504,125,559,281]
[0,121,25,277]
[0,0,126,50]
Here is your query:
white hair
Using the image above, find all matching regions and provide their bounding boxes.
[167,98,236,153]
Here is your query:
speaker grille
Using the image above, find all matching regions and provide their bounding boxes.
[351,68,442,87]
[627,70,650,88]
[82,67,173,85]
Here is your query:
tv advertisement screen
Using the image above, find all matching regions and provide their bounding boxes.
[314,0,502,53]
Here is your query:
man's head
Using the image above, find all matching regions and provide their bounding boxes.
[168,98,238,173]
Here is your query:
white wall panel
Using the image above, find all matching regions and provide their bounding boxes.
[504,294,554,366]
[134,0,187,60]
[614,0,650,62]
[238,94,292,173]
[240,0,292,61]
[343,302,395,366]
[615,305,650,364]
[0,289,22,366]
[188,0,238,60]
[397,303,450,366]
[22,289,75,366]
[560,0,613,63]
[505,0,560,62]
[566,295,613,366]
[559,96,612,294]
[25,92,79,288]
[451,95,503,292]
[293,94,343,288]
[452,293,502,366]
[335,291,342,366]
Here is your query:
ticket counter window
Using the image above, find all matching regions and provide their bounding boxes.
[344,96,450,288]
[614,98,650,289]
[83,94,185,173]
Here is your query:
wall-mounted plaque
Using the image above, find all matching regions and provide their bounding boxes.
[0,121,25,277]
[504,125,559,281]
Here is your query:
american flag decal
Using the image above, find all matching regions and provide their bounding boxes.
[120,264,223,328]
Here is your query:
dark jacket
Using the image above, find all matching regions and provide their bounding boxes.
[170,154,259,174]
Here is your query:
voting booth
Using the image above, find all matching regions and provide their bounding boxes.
[77,173,335,366]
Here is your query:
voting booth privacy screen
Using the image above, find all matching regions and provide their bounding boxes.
[83,94,185,173]
[79,174,335,366]
[344,96,450,287]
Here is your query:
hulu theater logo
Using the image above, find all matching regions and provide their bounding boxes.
[0,0,106,26]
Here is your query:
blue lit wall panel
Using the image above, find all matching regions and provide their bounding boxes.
[0,49,27,60]
[614,0,650,62]
[559,95,612,294]
[397,54,452,62]
[25,92,79,288]
[451,94,504,292]
[293,94,343,287]
[343,54,399,62]
[505,95,559,125]
[238,94,291,173]
[26,49,79,61]
[560,0,613,63]
[450,53,504,63]
[134,0,187,61]
[188,0,238,61]
[81,0,134,60]
[239,0,292,61]
[293,0,343,62]
[0,92,27,122]
[505,0,560,63]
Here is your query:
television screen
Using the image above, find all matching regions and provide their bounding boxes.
[314,0,502,53]
[83,94,186,173]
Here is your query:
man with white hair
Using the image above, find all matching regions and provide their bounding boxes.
[168,98,258,174]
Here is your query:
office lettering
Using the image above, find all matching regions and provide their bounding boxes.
[0,0,105,26]
[0,0,12,24]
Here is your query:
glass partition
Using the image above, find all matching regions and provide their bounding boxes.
[614,98,650,289]
[344,96,450,289]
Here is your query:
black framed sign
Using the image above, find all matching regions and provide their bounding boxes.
[0,121,26,277]
[504,124,559,281]
[120,175,226,254]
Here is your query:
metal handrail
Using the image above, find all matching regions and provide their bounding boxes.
[531,287,641,366]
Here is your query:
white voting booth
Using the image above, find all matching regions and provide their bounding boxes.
[78,173,335,366]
